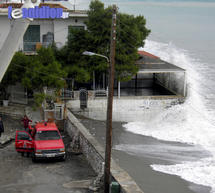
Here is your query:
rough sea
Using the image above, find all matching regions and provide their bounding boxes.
[98,0,215,192]
[100,0,215,192]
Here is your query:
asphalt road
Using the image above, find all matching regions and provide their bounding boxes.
[0,140,96,193]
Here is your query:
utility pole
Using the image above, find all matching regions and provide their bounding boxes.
[104,4,117,193]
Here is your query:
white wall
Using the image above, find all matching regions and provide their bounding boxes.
[0,16,87,51]
[0,16,12,50]
[67,97,184,122]
[54,17,87,47]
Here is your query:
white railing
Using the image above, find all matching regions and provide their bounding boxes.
[94,89,107,98]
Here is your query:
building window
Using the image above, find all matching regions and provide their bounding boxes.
[23,25,40,52]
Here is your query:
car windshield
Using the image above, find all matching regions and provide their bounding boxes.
[35,130,61,140]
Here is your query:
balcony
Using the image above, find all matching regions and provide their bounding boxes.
[23,42,53,54]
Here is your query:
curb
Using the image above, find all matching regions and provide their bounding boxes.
[0,138,14,148]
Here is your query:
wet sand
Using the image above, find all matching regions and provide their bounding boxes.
[75,114,212,193]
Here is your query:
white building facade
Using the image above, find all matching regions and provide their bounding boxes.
[0,2,88,53]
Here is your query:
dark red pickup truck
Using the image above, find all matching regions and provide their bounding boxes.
[15,122,66,162]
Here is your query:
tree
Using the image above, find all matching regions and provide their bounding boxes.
[115,13,150,81]
[57,0,150,86]
[20,47,67,108]
[86,1,150,81]
[22,47,67,91]
[0,52,29,99]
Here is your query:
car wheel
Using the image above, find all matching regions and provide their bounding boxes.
[32,152,37,162]
[60,154,66,162]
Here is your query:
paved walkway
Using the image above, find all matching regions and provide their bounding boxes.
[0,105,25,118]
[25,106,42,124]
[0,125,96,193]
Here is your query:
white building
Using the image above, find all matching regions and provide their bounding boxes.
[0,1,88,53]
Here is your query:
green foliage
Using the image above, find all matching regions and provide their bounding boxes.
[33,92,46,108]
[86,0,112,54]
[115,13,150,80]
[0,47,67,107]
[0,52,30,99]
[22,47,67,91]
[56,0,150,84]
[0,52,29,87]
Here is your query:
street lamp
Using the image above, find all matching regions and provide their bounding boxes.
[83,50,114,192]
[83,51,109,63]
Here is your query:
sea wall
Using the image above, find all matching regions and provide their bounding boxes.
[66,110,144,193]
[67,96,184,122]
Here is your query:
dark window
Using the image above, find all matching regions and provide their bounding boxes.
[23,25,40,51]
[17,132,31,141]
[35,130,61,141]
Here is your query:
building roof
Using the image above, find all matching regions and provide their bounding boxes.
[0,2,88,17]
[0,3,22,8]
[138,50,160,59]
[0,2,67,9]
[137,50,185,73]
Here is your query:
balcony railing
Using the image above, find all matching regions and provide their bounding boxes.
[23,42,53,52]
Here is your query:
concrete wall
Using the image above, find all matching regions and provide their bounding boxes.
[54,17,87,47]
[0,15,12,50]
[155,72,186,97]
[67,96,184,122]
[66,110,144,193]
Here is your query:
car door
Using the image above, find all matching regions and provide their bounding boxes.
[15,131,34,153]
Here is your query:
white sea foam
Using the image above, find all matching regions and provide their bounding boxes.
[151,158,215,191]
[123,39,215,192]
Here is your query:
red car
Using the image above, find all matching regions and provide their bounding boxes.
[15,122,66,162]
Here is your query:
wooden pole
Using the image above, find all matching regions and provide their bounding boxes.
[104,4,117,193]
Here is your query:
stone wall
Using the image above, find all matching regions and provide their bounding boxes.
[66,110,144,193]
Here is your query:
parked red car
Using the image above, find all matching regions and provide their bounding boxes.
[15,122,66,162]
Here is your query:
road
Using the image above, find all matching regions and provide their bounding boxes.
[0,139,96,193]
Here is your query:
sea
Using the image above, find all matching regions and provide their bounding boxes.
[78,0,215,192]
[99,0,215,192]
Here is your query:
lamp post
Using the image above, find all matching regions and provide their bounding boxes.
[83,6,117,193]
[83,49,114,193]
[83,51,109,62]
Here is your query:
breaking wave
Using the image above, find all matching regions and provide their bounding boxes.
[124,39,215,192]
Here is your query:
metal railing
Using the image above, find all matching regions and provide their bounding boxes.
[94,89,107,98]
[23,42,38,52]
[23,42,53,52]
